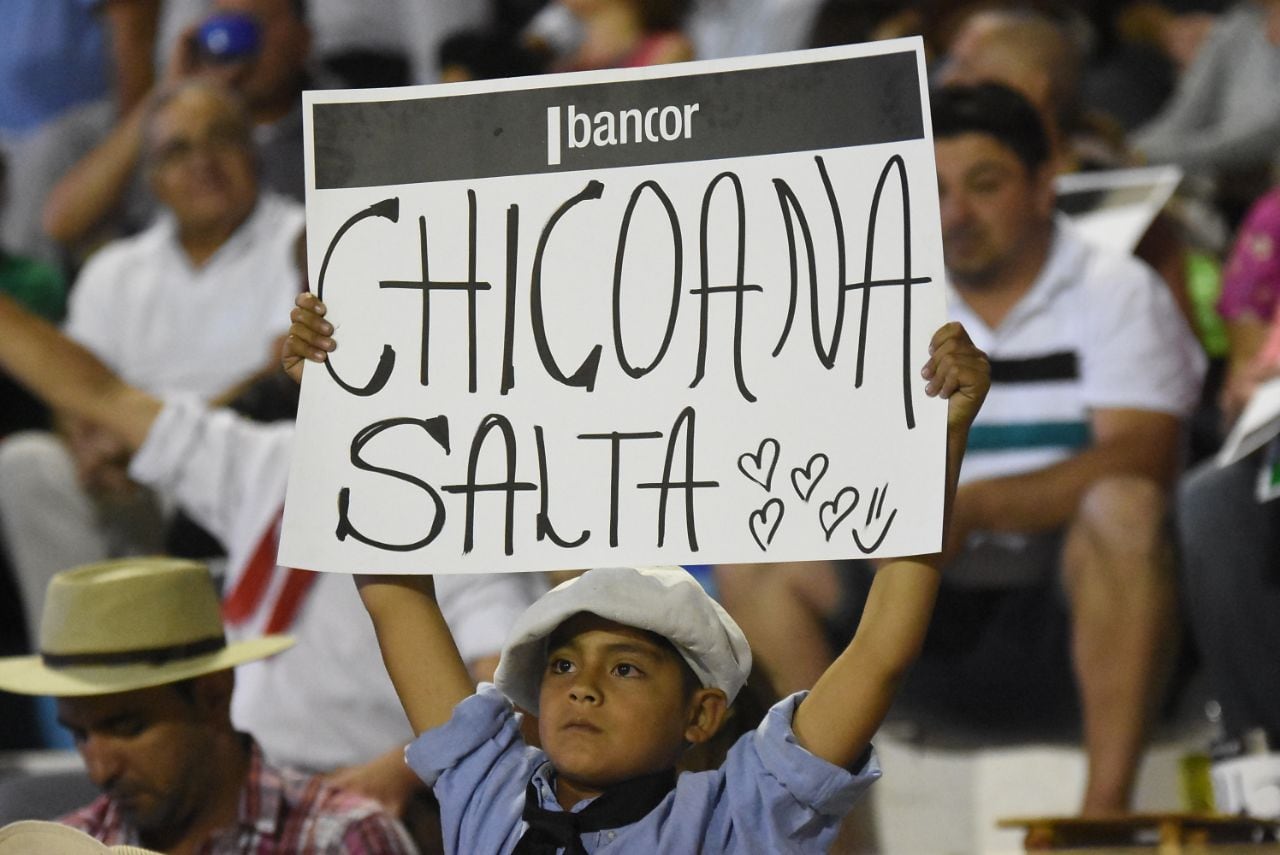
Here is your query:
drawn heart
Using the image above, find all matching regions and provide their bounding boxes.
[737,438,780,491]
[790,453,829,502]
[749,498,785,551]
[819,487,860,541]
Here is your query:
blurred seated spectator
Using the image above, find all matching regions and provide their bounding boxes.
[0,150,67,438]
[937,6,1114,174]
[0,290,544,840]
[534,0,695,70]
[42,0,313,257]
[0,0,159,267]
[526,0,838,64]
[808,0,939,52]
[0,144,62,752]
[716,84,1205,815]
[1177,302,1280,745]
[0,81,303,652]
[438,29,547,83]
[936,5,1204,334]
[1217,187,1280,428]
[1131,0,1280,224]
[0,558,416,853]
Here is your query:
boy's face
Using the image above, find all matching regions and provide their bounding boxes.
[538,613,702,795]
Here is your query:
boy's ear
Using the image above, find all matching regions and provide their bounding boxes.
[684,688,730,745]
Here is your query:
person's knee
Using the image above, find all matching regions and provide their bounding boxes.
[714,561,839,616]
[1078,475,1166,550]
[1064,475,1169,588]
[0,431,75,505]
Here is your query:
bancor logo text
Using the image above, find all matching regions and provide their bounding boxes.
[547,102,700,165]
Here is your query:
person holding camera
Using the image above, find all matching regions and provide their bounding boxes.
[42,0,314,254]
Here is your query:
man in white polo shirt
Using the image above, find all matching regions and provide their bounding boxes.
[0,80,303,648]
[716,83,1206,816]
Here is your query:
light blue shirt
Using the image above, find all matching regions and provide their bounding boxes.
[407,684,880,854]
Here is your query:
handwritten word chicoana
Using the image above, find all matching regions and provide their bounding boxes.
[315,154,928,557]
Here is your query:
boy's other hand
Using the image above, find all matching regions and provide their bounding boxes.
[283,292,335,384]
[920,322,989,431]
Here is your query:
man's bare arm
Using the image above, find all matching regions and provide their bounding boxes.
[792,322,989,769]
[0,294,159,449]
[101,0,160,113]
[956,407,1181,536]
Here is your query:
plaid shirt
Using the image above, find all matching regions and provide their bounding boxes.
[61,739,417,854]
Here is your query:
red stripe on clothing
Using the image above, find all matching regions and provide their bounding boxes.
[222,508,284,626]
[265,568,318,635]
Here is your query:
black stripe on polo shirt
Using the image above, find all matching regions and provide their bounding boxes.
[988,351,1079,384]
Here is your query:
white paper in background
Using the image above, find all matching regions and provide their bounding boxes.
[1218,377,1280,468]
[1056,165,1183,254]
[280,38,950,574]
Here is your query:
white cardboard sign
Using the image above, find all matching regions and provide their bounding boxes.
[280,38,948,574]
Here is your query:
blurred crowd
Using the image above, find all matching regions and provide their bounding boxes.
[0,0,1278,851]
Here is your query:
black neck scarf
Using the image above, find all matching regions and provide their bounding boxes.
[512,768,677,855]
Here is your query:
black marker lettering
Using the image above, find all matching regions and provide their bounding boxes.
[637,406,719,549]
[315,198,399,396]
[770,179,816,358]
[381,190,492,392]
[531,180,605,390]
[815,155,931,428]
[691,172,761,403]
[442,414,537,555]
[335,415,450,551]
[501,204,519,394]
[856,155,919,428]
[613,180,682,379]
[534,425,589,548]
[577,429,662,547]
[814,157,849,369]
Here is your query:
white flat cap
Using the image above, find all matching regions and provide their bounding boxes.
[495,566,752,714]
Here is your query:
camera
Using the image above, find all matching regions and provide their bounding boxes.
[193,12,261,63]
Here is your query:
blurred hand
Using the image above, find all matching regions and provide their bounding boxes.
[324,746,423,817]
[66,419,136,498]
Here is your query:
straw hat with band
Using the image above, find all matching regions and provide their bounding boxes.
[495,565,753,715]
[0,558,293,697]
[0,820,160,854]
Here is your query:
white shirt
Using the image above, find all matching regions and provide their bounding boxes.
[130,397,544,772]
[65,193,304,398]
[947,217,1206,486]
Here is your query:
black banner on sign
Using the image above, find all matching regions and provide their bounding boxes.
[311,51,924,189]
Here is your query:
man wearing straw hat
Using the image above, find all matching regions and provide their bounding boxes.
[0,558,416,854]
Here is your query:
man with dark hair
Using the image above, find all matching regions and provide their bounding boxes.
[717,83,1206,815]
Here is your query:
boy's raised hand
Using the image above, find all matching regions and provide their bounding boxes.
[793,322,988,770]
[920,321,989,434]
[282,292,336,384]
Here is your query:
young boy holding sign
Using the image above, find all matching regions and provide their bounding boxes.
[287,293,989,853]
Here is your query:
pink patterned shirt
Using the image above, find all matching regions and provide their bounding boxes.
[60,740,417,854]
